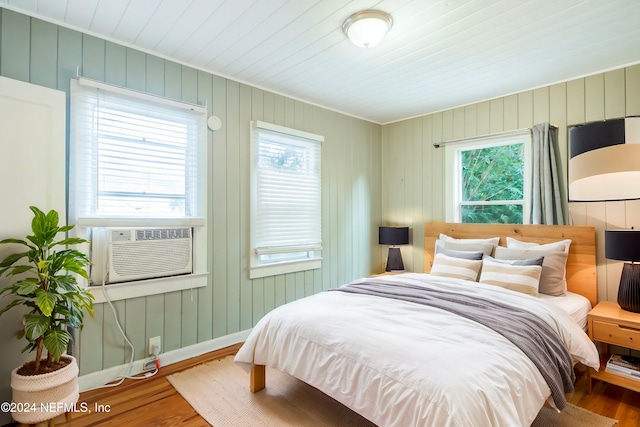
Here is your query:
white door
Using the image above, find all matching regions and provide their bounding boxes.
[0,76,65,424]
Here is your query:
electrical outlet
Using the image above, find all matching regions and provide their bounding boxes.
[148,336,161,356]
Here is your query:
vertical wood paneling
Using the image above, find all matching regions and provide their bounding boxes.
[489,98,504,133]
[517,91,533,128]
[503,95,518,130]
[211,74,227,339]
[585,74,605,122]
[381,64,640,304]
[145,294,164,355]
[30,19,57,89]
[476,101,490,136]
[239,83,254,329]
[145,55,164,96]
[604,69,625,118]
[180,66,199,348]
[163,292,181,353]
[56,27,81,94]
[124,297,146,361]
[533,87,549,125]
[464,104,476,137]
[81,35,105,82]
[626,65,640,115]
[105,42,126,86]
[164,61,181,101]
[102,300,125,369]
[431,113,444,221]
[0,10,383,384]
[0,9,29,81]
[79,304,104,375]
[125,48,145,91]
[567,78,585,126]
[225,79,241,334]
[198,71,216,339]
[180,289,197,347]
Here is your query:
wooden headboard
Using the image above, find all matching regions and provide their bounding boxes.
[424,222,597,307]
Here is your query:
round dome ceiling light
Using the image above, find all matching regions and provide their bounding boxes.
[342,10,393,49]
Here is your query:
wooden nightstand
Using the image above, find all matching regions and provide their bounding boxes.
[587,301,640,394]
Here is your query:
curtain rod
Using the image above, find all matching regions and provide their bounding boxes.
[433,124,557,148]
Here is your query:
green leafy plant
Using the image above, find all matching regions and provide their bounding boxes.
[0,206,94,374]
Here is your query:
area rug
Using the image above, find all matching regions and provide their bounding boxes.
[167,356,618,427]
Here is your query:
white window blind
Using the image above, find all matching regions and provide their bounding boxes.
[251,121,323,278]
[69,78,206,225]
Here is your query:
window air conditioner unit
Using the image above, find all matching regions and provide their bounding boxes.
[91,228,193,285]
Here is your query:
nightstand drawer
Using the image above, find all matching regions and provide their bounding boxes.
[592,319,640,350]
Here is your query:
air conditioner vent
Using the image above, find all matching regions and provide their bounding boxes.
[91,227,193,285]
[135,228,191,241]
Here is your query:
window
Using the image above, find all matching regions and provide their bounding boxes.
[69,78,206,223]
[445,134,531,224]
[69,78,208,301]
[250,121,323,279]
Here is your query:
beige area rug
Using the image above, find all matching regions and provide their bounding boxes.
[167,356,618,427]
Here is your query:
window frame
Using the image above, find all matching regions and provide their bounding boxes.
[444,133,532,224]
[69,78,208,300]
[249,120,323,279]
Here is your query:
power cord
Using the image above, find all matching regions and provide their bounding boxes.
[83,229,159,392]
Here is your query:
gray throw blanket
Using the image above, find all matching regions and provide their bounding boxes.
[332,281,574,410]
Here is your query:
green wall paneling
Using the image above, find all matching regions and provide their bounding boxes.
[0,9,382,384]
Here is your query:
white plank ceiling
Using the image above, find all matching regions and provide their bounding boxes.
[2,0,640,124]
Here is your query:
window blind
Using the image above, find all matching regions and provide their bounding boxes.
[69,78,206,223]
[252,122,323,259]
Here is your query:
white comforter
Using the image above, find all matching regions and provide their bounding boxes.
[235,273,599,427]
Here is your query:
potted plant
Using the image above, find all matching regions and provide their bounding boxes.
[0,206,94,424]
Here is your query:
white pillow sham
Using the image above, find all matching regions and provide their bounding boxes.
[440,233,500,245]
[506,237,572,254]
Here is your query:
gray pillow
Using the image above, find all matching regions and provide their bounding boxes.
[483,254,544,267]
[436,246,484,260]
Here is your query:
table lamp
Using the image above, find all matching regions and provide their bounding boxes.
[379,226,409,271]
[605,229,640,313]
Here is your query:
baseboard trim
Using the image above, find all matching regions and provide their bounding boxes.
[78,329,251,391]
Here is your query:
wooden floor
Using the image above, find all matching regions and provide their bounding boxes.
[7,343,640,427]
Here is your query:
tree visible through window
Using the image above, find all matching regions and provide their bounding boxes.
[460,143,524,223]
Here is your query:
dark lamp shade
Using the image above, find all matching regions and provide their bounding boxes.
[605,230,640,262]
[379,226,409,246]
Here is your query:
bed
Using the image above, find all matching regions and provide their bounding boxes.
[235,222,600,427]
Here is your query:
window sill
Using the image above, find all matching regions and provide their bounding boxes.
[249,259,321,279]
[89,272,208,303]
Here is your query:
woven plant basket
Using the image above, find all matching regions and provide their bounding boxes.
[10,356,79,424]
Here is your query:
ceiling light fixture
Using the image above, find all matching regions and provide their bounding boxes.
[342,10,393,49]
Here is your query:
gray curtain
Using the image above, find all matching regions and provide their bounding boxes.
[530,123,566,225]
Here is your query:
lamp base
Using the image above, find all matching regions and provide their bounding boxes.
[385,247,405,272]
[617,263,640,313]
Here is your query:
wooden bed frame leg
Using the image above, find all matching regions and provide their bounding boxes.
[250,364,266,393]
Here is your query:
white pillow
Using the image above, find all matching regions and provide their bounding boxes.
[494,247,568,296]
[506,237,572,254]
[440,233,500,245]
[430,253,482,282]
[479,257,542,296]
